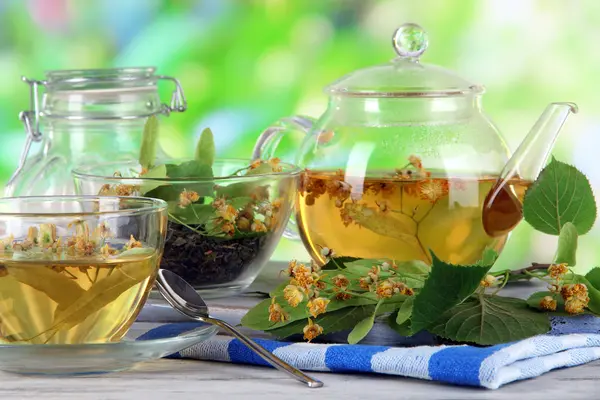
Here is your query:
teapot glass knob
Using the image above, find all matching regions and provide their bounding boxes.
[392,23,428,59]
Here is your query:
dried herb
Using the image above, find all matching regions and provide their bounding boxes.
[53,250,155,331]
[6,264,85,306]
[101,121,287,288]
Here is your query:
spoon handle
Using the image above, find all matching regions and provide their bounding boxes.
[208,317,324,388]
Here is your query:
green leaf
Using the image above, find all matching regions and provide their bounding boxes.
[321,256,362,270]
[429,295,550,345]
[229,196,254,210]
[139,164,167,195]
[388,313,413,337]
[347,300,383,344]
[215,182,270,199]
[241,294,379,331]
[585,268,600,290]
[476,248,499,266]
[396,260,430,275]
[195,128,216,167]
[554,222,578,266]
[144,161,214,202]
[139,115,159,169]
[268,305,377,339]
[245,162,274,176]
[395,295,414,325]
[170,203,215,225]
[411,252,492,333]
[166,160,213,179]
[523,158,597,235]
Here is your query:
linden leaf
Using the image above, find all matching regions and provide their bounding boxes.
[52,253,156,331]
[585,267,600,290]
[343,203,419,246]
[144,161,214,201]
[476,248,499,267]
[169,203,214,225]
[268,305,377,339]
[6,264,85,307]
[347,301,382,345]
[410,252,492,333]
[241,294,380,332]
[139,115,159,169]
[523,158,597,235]
[395,295,414,325]
[429,295,550,345]
[554,221,578,266]
[139,164,167,195]
[195,127,216,167]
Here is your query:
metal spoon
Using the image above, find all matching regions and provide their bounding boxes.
[155,269,324,388]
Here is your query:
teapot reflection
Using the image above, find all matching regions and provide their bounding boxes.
[253,23,577,265]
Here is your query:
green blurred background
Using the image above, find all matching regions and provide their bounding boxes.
[0,0,598,271]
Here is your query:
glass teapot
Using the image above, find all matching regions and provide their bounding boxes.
[5,67,187,196]
[252,23,577,266]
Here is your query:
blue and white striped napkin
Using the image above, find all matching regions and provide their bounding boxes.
[138,315,600,389]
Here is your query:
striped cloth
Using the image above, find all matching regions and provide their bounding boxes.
[139,316,600,389]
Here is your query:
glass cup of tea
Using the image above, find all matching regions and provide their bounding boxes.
[0,196,167,345]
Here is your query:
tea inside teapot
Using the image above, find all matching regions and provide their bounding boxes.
[297,165,530,265]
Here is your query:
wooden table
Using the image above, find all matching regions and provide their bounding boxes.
[2,262,599,399]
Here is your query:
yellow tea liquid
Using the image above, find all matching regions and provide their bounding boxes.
[0,252,158,344]
[296,171,528,266]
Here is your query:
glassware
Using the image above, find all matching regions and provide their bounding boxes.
[0,195,167,344]
[0,321,217,375]
[252,23,577,266]
[5,68,187,196]
[72,159,301,298]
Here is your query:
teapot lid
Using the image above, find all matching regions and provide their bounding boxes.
[326,23,483,98]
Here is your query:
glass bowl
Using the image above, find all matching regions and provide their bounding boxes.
[0,196,167,345]
[72,159,301,298]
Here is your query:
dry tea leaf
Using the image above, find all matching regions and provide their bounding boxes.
[6,264,85,306]
[52,253,155,331]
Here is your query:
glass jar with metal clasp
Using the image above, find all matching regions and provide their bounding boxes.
[5,67,187,196]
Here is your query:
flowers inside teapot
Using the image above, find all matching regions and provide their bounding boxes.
[252,23,577,266]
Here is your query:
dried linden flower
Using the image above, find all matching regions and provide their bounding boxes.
[376,280,395,299]
[332,274,350,289]
[320,247,334,259]
[561,283,590,315]
[303,319,323,342]
[480,274,497,288]
[283,285,304,307]
[307,297,330,318]
[408,155,423,170]
[548,263,569,279]
[539,296,557,311]
[268,298,289,323]
[250,220,268,233]
[179,189,200,208]
[268,157,282,172]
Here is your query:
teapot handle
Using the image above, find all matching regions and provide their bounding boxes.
[251,115,315,161]
[252,115,315,240]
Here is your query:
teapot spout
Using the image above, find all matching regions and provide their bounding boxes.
[482,102,577,238]
[501,102,578,182]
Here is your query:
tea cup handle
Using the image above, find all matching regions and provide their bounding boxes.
[252,115,315,241]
